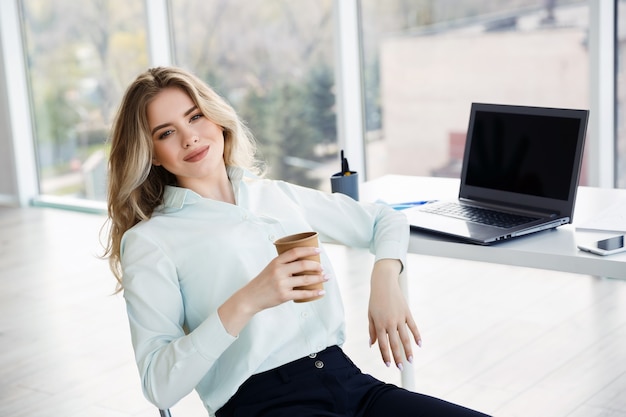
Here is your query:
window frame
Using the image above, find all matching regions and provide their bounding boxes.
[0,0,38,207]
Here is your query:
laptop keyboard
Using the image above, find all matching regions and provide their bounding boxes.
[419,202,539,228]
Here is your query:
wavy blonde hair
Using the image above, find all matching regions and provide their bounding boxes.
[103,66,260,291]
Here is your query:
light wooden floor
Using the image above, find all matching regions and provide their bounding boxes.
[1,206,625,417]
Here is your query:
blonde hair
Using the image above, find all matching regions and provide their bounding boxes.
[103,66,260,291]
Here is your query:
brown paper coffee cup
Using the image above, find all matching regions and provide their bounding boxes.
[273,231,323,303]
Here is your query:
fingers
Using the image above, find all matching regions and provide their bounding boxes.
[291,287,327,301]
[290,271,328,287]
[397,324,414,367]
[258,270,327,307]
[375,326,393,368]
[273,248,326,301]
[407,315,422,347]
[276,248,323,277]
[368,319,377,348]
[372,320,422,371]
[288,271,329,302]
[287,259,324,276]
[384,327,404,370]
[278,246,321,263]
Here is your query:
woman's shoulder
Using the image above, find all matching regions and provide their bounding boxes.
[122,215,161,240]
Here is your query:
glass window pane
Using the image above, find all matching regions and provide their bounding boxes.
[618,0,626,188]
[20,0,149,201]
[171,0,337,190]
[361,0,590,185]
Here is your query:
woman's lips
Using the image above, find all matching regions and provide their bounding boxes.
[184,145,210,162]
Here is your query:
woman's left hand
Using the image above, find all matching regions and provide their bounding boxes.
[368,259,421,370]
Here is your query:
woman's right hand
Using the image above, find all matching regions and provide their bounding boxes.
[217,247,326,336]
[246,246,326,309]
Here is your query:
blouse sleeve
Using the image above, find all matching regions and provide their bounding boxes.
[275,180,410,268]
[121,228,237,410]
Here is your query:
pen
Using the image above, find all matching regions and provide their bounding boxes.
[341,150,351,176]
[390,201,437,210]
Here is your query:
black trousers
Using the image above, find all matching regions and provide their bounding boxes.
[216,346,491,417]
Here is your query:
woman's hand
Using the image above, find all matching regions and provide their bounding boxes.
[218,247,326,336]
[368,259,421,370]
[245,246,326,309]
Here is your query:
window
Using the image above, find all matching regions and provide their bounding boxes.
[20,0,148,202]
[170,0,338,190]
[618,0,626,187]
[360,0,591,185]
[5,0,620,208]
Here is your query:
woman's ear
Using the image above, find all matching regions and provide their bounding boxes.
[152,157,161,167]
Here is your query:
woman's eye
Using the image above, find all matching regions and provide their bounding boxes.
[190,113,203,122]
[158,129,174,140]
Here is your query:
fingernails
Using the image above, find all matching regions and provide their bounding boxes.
[385,361,391,368]
[323,274,331,281]
[397,363,404,371]
[314,248,322,253]
[418,339,423,348]
[368,338,372,347]
[408,355,414,364]
[318,290,326,296]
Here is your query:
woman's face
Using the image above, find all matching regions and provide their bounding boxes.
[147,87,226,190]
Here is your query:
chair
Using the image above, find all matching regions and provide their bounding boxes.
[159,410,171,417]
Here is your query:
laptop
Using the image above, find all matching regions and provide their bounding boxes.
[404,102,589,245]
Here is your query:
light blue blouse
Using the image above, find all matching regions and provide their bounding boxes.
[121,166,409,415]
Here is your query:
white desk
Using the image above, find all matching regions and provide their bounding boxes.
[361,175,626,280]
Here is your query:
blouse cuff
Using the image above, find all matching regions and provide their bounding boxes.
[373,240,407,272]
[190,312,237,362]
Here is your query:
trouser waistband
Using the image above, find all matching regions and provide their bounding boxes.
[217,345,356,415]
[246,345,351,385]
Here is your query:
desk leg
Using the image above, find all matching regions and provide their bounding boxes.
[399,268,416,391]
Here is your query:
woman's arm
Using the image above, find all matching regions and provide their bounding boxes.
[123,231,326,408]
[275,180,419,367]
[121,231,230,409]
[275,180,409,265]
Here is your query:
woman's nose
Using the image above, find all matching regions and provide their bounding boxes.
[184,134,199,148]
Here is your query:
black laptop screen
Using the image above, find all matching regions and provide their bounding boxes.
[465,110,582,201]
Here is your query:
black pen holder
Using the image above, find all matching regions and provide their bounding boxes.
[330,171,359,201]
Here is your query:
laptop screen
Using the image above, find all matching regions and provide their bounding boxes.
[460,103,589,216]
[465,109,581,201]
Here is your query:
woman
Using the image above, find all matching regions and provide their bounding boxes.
[104,66,489,417]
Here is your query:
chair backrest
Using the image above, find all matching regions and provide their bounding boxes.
[159,409,172,417]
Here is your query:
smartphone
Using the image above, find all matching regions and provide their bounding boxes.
[577,235,626,256]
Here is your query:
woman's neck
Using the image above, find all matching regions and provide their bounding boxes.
[206,180,236,204]
[178,169,236,204]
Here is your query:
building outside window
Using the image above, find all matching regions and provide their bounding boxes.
[360,0,593,185]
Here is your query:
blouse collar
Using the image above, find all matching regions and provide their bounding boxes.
[157,166,248,211]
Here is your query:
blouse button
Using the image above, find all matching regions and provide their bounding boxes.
[314,360,324,369]
[308,353,317,358]
[268,234,275,241]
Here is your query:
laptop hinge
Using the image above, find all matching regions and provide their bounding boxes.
[459,197,559,218]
